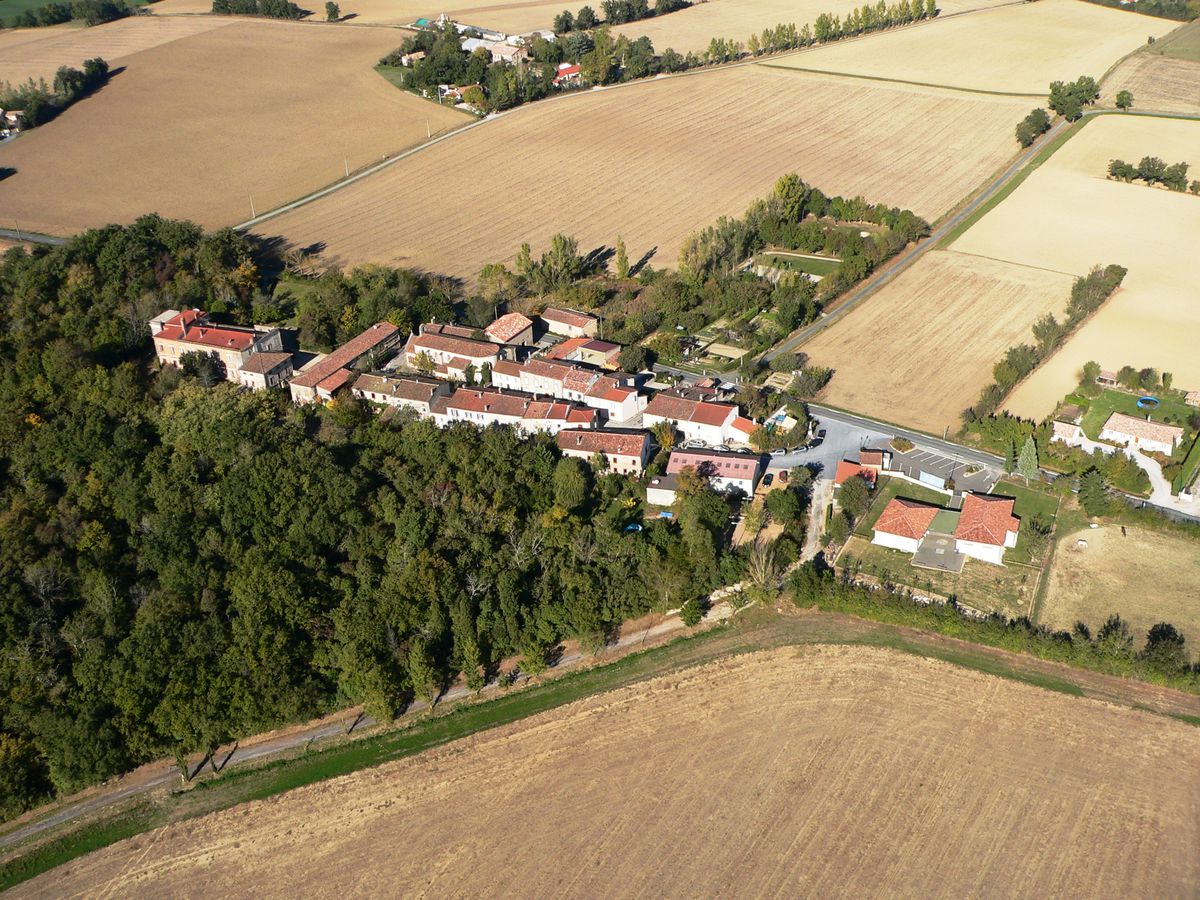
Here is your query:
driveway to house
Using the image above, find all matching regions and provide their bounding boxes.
[1066,433,1200,516]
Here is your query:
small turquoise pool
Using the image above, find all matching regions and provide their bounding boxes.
[1136,396,1160,409]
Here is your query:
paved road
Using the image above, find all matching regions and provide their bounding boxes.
[808,405,1003,470]
[0,227,66,246]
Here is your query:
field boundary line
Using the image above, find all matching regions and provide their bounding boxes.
[755,62,1043,99]
[944,249,1077,277]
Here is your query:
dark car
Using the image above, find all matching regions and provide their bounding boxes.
[807,436,824,450]
[762,473,774,488]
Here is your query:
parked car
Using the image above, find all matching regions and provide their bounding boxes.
[770,448,788,457]
[779,470,789,483]
[807,436,824,449]
[762,473,774,488]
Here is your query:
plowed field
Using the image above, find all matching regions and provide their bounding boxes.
[0,19,470,235]
[1102,53,1200,115]
[260,67,1029,279]
[770,0,1177,94]
[803,250,1073,434]
[16,646,1199,897]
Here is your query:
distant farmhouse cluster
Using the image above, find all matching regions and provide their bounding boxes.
[150,305,769,499]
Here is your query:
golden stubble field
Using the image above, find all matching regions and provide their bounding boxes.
[260,67,1029,279]
[0,19,471,235]
[1041,526,1200,659]
[16,645,1200,897]
[956,114,1200,419]
[613,0,1011,55]
[803,251,1074,434]
[0,14,236,83]
[771,0,1177,94]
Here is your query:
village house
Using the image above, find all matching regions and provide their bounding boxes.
[556,429,652,475]
[399,50,426,66]
[236,352,294,391]
[666,449,762,497]
[546,336,621,369]
[642,393,756,446]
[834,460,877,488]
[541,306,598,338]
[1096,369,1119,387]
[1099,412,1184,455]
[646,473,680,507]
[490,359,645,422]
[1185,390,1200,408]
[431,387,597,435]
[403,322,500,382]
[872,492,1019,566]
[484,312,535,346]
[1050,419,1084,447]
[289,321,402,404]
[149,309,284,382]
[552,62,583,87]
[351,373,450,415]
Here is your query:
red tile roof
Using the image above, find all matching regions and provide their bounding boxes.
[859,450,886,468]
[492,359,522,378]
[580,339,619,355]
[643,393,698,421]
[557,429,648,458]
[353,374,442,403]
[545,337,590,360]
[1101,412,1184,446]
[874,498,940,541]
[690,401,737,427]
[316,368,355,395]
[541,306,595,328]
[292,322,400,389]
[954,494,1019,547]
[406,330,498,364]
[156,309,258,352]
[485,312,534,344]
[834,460,877,486]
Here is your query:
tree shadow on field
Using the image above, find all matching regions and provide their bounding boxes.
[582,245,613,276]
[0,168,15,182]
[630,246,656,276]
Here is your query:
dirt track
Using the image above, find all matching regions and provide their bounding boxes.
[19,645,1199,898]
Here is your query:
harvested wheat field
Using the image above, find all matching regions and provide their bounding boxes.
[260,67,1028,279]
[16,645,1200,897]
[770,0,1177,94]
[0,14,237,83]
[953,114,1200,419]
[0,19,470,235]
[803,251,1073,434]
[1102,53,1200,115]
[1042,527,1200,659]
[612,0,1011,55]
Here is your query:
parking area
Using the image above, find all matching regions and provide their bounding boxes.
[892,448,997,494]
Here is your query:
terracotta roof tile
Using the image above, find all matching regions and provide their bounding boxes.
[485,312,533,344]
[292,322,399,388]
[557,429,648,457]
[954,493,1019,547]
[237,352,292,374]
[874,498,940,541]
[1101,412,1183,446]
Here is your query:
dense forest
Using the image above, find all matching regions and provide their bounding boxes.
[0,217,746,819]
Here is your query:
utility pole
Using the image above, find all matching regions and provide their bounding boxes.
[249,195,256,218]
[344,157,349,178]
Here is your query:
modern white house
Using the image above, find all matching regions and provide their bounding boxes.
[1099,412,1184,455]
[871,498,940,554]
[952,493,1020,565]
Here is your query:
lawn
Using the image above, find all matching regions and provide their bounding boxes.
[990,479,1061,565]
[1175,433,1200,494]
[757,251,841,277]
[854,475,950,537]
[1076,387,1196,442]
[839,536,1040,618]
